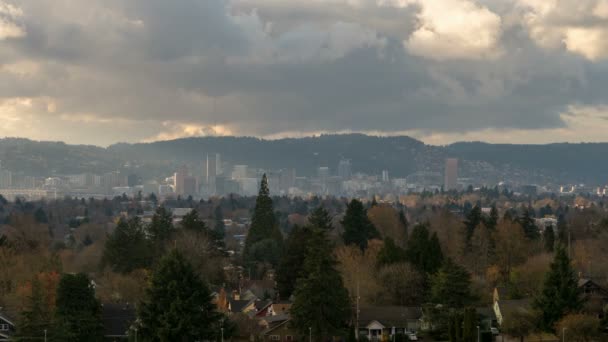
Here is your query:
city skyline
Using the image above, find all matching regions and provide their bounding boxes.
[1,0,607,146]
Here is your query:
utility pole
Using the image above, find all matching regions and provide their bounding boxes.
[477,325,480,342]
[309,327,312,342]
[44,329,47,342]
[356,277,360,341]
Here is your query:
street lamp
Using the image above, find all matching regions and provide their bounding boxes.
[477,325,480,342]
[562,327,567,342]
[221,327,224,342]
[309,327,312,342]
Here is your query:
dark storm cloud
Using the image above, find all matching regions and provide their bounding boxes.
[0,0,607,145]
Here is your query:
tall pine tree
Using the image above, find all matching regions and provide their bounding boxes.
[543,226,555,253]
[464,205,482,248]
[341,199,379,251]
[102,217,153,273]
[276,225,315,300]
[290,228,352,339]
[53,273,104,342]
[533,245,583,331]
[308,206,333,230]
[244,174,283,265]
[15,277,52,341]
[148,206,175,249]
[431,258,474,308]
[519,207,540,240]
[138,249,225,341]
[406,223,443,274]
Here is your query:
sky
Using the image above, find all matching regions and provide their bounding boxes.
[0,0,608,146]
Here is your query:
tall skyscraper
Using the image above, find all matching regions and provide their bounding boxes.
[174,165,188,196]
[444,158,458,190]
[382,170,390,183]
[337,159,352,180]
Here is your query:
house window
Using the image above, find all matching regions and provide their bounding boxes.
[285,336,294,341]
[0,324,9,331]
[270,335,280,341]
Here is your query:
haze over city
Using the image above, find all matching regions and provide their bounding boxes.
[1,0,608,146]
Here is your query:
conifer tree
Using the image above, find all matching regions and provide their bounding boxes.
[376,237,407,267]
[276,225,315,299]
[519,207,540,240]
[399,209,409,241]
[557,214,568,245]
[341,199,379,251]
[244,174,283,265]
[485,205,499,231]
[543,226,555,253]
[533,245,583,331]
[464,205,482,248]
[291,228,351,339]
[138,249,225,341]
[431,258,474,308]
[214,205,226,239]
[406,223,443,274]
[53,273,104,342]
[308,206,333,230]
[148,206,175,245]
[180,209,208,232]
[102,217,153,273]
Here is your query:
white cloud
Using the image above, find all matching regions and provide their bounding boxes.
[404,0,503,60]
[0,1,25,39]
[517,0,608,60]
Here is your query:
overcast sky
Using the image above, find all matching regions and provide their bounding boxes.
[0,0,607,146]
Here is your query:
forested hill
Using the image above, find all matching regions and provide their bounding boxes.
[0,135,608,184]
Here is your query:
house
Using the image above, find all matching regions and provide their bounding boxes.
[102,303,136,341]
[0,312,15,342]
[255,300,274,317]
[357,306,423,341]
[261,318,298,342]
[272,301,292,315]
[579,278,608,319]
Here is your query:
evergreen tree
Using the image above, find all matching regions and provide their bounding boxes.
[405,223,443,274]
[533,245,583,331]
[462,308,476,342]
[34,207,48,224]
[376,237,407,267]
[276,225,315,299]
[102,217,153,273]
[54,273,104,342]
[15,277,52,341]
[543,226,555,253]
[464,205,482,248]
[138,249,225,341]
[290,228,352,339]
[519,207,540,240]
[341,199,380,251]
[148,206,175,245]
[557,214,568,245]
[485,205,499,231]
[180,209,208,232]
[398,210,409,241]
[244,174,283,265]
[431,258,474,308]
[213,205,226,239]
[308,206,333,230]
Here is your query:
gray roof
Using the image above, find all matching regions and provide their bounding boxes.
[358,306,423,328]
[229,299,254,313]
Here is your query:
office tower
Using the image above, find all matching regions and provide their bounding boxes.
[232,165,248,180]
[444,158,458,190]
[318,167,330,180]
[382,170,389,183]
[174,165,188,196]
[338,159,352,180]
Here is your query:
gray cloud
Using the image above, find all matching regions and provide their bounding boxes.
[0,0,607,145]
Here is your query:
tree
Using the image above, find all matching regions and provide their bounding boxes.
[533,245,584,331]
[341,199,380,251]
[462,307,476,342]
[213,205,226,239]
[376,237,407,267]
[543,226,555,253]
[501,309,537,342]
[291,228,352,339]
[405,223,443,274]
[557,214,568,245]
[276,225,315,299]
[244,174,283,265]
[308,206,333,231]
[463,205,482,247]
[377,263,426,306]
[54,273,104,342]
[485,205,499,230]
[148,206,175,246]
[102,217,153,273]
[494,220,529,280]
[180,209,208,232]
[430,258,474,308]
[138,249,225,341]
[15,276,53,341]
[399,209,409,241]
[34,207,48,224]
[555,313,601,342]
[519,207,540,240]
